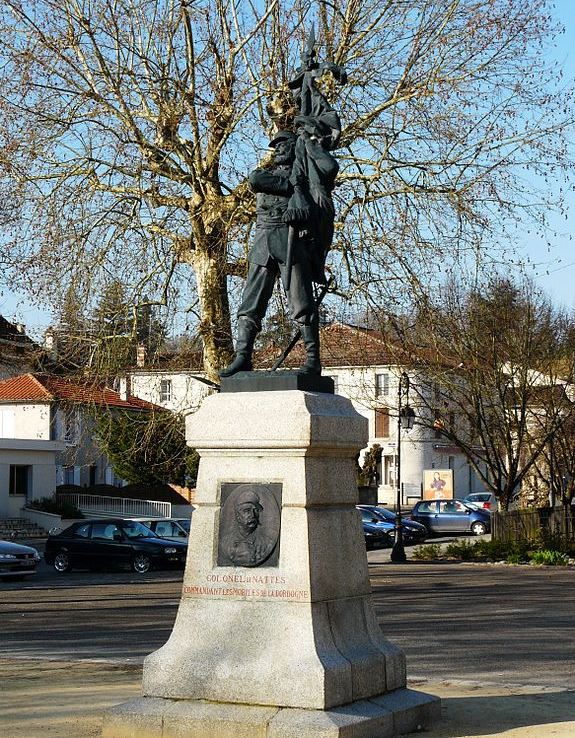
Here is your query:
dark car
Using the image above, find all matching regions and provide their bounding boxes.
[410,499,491,536]
[362,521,392,550]
[0,539,41,580]
[358,505,427,544]
[45,519,187,574]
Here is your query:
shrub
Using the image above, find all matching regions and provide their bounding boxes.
[28,496,83,518]
[529,550,570,566]
[445,540,477,561]
[412,543,443,560]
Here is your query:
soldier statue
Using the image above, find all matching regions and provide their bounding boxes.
[220,28,346,379]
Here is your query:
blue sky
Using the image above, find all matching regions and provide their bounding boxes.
[2,0,575,338]
[519,0,575,309]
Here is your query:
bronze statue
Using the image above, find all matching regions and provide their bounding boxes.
[220,28,346,378]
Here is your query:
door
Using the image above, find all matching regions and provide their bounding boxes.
[89,522,131,568]
[437,500,471,532]
[414,501,439,531]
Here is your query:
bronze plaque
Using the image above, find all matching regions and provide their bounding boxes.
[217,483,281,567]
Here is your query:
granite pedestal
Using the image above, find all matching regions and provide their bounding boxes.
[103,387,439,737]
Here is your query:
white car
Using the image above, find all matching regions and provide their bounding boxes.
[462,492,497,511]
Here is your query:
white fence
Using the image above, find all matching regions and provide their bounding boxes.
[60,493,172,519]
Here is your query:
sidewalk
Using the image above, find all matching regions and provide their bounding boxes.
[0,658,573,738]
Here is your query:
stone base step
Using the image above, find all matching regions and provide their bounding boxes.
[103,689,441,738]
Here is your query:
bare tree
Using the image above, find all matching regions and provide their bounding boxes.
[402,277,575,511]
[0,1,572,379]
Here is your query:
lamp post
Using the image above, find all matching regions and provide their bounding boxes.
[391,372,415,563]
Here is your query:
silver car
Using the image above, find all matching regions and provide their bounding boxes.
[0,539,41,580]
[462,492,497,511]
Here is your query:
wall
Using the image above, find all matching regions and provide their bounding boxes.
[129,371,212,414]
[0,446,59,517]
[0,403,51,440]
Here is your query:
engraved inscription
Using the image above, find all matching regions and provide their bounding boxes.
[217,483,281,567]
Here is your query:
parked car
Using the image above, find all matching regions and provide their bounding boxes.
[362,521,392,550]
[133,518,190,540]
[45,519,187,574]
[358,505,427,543]
[462,492,497,511]
[410,500,491,535]
[0,539,41,580]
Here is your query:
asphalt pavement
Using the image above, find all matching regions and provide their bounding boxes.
[1,541,574,736]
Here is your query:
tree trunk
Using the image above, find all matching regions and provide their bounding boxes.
[190,241,234,383]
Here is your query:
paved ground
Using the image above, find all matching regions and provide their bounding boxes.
[1,547,574,737]
[1,658,574,738]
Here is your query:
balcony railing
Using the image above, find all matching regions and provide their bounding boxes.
[59,493,172,519]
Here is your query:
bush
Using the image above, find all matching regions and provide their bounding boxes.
[27,497,83,518]
[445,540,477,561]
[412,543,443,560]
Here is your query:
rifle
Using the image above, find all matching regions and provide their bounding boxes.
[271,277,333,371]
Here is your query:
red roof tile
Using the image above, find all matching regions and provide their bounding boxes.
[257,322,427,369]
[0,373,160,410]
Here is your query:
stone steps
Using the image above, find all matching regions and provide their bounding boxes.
[0,518,47,540]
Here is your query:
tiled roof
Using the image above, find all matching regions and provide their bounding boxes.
[0,373,161,410]
[256,322,443,369]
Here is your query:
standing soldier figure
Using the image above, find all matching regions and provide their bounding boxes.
[220,29,345,379]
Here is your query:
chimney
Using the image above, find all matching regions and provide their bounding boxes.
[136,344,147,368]
[118,375,131,401]
[44,327,57,357]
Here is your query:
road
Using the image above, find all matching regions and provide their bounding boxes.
[1,553,574,689]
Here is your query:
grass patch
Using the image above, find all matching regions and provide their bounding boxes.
[529,549,570,566]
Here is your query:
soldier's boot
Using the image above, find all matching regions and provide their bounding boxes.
[219,319,257,378]
[298,322,321,375]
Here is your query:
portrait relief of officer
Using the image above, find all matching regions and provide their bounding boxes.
[217,484,280,568]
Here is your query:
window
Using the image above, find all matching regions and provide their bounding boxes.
[383,455,397,486]
[417,501,436,513]
[375,373,389,397]
[375,407,390,438]
[91,523,121,540]
[439,500,466,513]
[9,465,30,496]
[89,465,97,486]
[73,523,91,539]
[63,406,77,444]
[160,378,172,403]
[63,466,75,485]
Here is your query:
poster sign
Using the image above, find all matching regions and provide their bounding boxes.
[423,469,453,500]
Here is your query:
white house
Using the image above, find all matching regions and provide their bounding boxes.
[0,373,160,519]
[125,322,488,506]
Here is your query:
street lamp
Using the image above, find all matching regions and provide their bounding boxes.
[391,372,415,563]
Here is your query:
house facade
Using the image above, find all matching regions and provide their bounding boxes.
[0,373,159,519]
[125,323,489,506]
